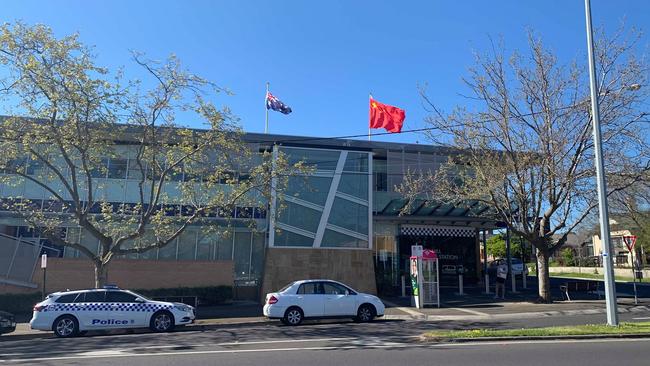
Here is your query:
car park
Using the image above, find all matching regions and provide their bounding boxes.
[0,311,16,335]
[263,279,385,326]
[30,286,195,337]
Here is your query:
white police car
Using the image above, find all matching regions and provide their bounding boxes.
[30,286,195,337]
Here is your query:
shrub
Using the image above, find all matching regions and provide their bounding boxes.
[0,292,42,314]
[134,285,232,306]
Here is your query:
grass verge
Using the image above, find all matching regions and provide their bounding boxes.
[424,322,650,339]
[528,271,647,283]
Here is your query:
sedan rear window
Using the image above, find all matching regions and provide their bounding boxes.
[297,283,318,294]
[55,293,80,303]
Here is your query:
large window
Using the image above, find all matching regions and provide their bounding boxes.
[234,232,252,280]
[278,202,321,233]
[274,229,313,247]
[283,148,340,171]
[338,173,368,199]
[286,176,332,206]
[328,197,368,234]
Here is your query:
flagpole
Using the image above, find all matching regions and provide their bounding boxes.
[368,93,373,141]
[265,82,270,134]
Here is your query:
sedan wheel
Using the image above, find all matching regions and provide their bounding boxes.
[150,312,174,332]
[284,308,303,326]
[356,305,374,322]
[54,316,78,338]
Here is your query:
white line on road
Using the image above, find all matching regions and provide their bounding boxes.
[632,317,650,320]
[450,307,490,316]
[3,337,650,363]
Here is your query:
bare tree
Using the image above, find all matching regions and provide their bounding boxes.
[0,22,303,287]
[401,29,650,302]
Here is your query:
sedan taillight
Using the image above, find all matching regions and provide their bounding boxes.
[267,295,278,305]
[33,305,44,312]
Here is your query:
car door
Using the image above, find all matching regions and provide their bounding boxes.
[105,291,147,328]
[322,282,357,316]
[295,282,324,317]
[76,290,107,329]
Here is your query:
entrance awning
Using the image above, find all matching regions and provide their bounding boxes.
[400,224,475,237]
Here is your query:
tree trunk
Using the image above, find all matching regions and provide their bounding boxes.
[537,249,552,303]
[94,262,108,288]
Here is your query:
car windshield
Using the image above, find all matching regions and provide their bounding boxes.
[278,282,295,292]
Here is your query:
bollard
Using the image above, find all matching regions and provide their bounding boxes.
[458,274,464,295]
[511,272,517,293]
[401,275,406,297]
[522,272,527,289]
[484,274,490,294]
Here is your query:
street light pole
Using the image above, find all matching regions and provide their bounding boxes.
[584,0,619,326]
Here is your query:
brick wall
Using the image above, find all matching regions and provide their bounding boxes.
[262,248,377,297]
[1,258,233,294]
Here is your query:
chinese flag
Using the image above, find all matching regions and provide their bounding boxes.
[369,98,405,133]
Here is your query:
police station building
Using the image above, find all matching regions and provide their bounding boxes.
[0,132,498,300]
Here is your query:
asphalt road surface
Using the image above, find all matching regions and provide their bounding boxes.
[2,309,650,365]
[1,334,648,365]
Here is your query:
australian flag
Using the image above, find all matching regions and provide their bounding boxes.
[266,92,292,115]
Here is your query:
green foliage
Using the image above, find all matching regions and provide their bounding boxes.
[0,22,307,287]
[424,322,650,339]
[486,234,522,258]
[559,247,576,266]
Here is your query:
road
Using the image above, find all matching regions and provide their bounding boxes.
[1,331,648,365]
[2,310,650,365]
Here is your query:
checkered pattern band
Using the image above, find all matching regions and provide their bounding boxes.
[400,225,475,237]
[43,303,172,312]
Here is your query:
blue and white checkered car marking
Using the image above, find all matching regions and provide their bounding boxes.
[43,303,173,312]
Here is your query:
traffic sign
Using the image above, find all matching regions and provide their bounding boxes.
[623,235,637,252]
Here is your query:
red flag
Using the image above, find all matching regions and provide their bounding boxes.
[369,98,405,133]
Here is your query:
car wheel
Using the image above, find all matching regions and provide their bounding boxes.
[150,311,175,332]
[283,307,303,326]
[53,315,79,338]
[355,304,375,323]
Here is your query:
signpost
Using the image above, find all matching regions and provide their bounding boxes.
[40,254,47,300]
[623,235,639,305]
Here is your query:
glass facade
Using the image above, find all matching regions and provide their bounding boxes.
[271,147,372,249]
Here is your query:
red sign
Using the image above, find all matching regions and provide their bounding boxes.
[422,249,437,260]
[623,235,637,252]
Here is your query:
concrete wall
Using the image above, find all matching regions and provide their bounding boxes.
[0,258,233,294]
[539,266,650,278]
[262,248,377,297]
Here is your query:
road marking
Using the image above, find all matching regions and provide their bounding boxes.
[633,317,650,320]
[4,337,650,363]
[450,307,490,316]
[216,337,357,346]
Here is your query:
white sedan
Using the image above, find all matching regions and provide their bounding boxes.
[263,279,385,326]
[30,287,195,337]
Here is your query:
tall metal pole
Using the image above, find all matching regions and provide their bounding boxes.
[265,82,270,134]
[584,0,619,326]
[483,229,489,294]
[368,93,374,141]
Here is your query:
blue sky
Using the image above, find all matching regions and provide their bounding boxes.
[3,0,649,143]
